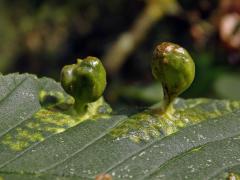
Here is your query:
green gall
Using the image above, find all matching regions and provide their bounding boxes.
[39,90,75,110]
[151,42,195,112]
[60,57,107,114]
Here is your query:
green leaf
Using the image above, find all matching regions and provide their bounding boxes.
[0,74,240,180]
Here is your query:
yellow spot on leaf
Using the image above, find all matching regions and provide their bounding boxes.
[1,96,111,151]
[111,98,240,143]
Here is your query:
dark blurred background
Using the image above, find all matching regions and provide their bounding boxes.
[0,0,240,108]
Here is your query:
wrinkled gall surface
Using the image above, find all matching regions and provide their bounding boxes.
[61,57,107,114]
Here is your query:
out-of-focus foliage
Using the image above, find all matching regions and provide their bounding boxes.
[214,74,240,100]
[0,0,143,76]
[0,0,240,106]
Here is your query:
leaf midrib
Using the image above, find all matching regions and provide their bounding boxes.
[0,77,37,139]
[2,129,240,180]
[2,113,239,180]
[140,134,240,180]
[0,115,128,174]
[37,115,128,173]
[0,77,27,104]
[103,113,239,176]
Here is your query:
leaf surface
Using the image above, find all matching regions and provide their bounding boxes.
[0,74,240,180]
